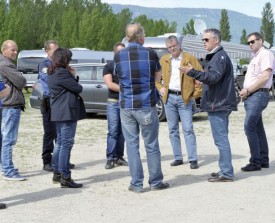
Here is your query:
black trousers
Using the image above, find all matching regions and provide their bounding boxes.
[41,102,56,165]
[0,108,2,161]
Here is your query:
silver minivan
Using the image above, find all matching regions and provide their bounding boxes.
[17,49,113,89]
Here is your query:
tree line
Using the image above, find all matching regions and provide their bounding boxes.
[183,2,274,47]
[0,0,273,51]
[0,0,176,51]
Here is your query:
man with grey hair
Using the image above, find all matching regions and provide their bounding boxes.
[180,28,237,182]
[156,35,202,169]
[0,40,27,181]
[114,23,169,192]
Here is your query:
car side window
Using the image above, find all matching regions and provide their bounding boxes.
[96,67,104,81]
[75,66,93,80]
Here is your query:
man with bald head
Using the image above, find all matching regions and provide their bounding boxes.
[0,40,27,181]
[114,23,169,193]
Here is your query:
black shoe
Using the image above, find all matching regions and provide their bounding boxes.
[261,163,269,168]
[52,172,61,184]
[114,157,128,166]
[150,182,170,191]
[190,161,199,169]
[105,160,115,169]
[61,175,83,188]
[128,185,144,193]
[43,163,53,172]
[0,203,7,209]
[241,163,261,172]
[208,176,233,182]
[210,172,220,177]
[69,163,75,169]
[170,160,183,166]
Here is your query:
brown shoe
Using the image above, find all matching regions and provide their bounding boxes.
[208,176,233,182]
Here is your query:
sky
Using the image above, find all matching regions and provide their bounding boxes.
[101,0,275,18]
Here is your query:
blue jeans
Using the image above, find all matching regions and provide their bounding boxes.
[52,121,77,177]
[106,101,125,160]
[164,94,197,161]
[120,107,164,190]
[208,111,234,179]
[244,91,270,165]
[1,108,21,176]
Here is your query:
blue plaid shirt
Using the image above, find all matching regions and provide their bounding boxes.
[114,42,160,109]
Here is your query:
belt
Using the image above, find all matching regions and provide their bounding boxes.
[256,88,269,93]
[107,98,119,102]
[168,89,181,96]
[250,88,269,95]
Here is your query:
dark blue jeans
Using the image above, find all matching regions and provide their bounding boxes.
[106,101,124,160]
[244,91,270,165]
[52,121,77,177]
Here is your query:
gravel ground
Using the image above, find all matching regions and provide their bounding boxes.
[1,93,275,223]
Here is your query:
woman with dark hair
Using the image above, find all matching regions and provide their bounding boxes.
[48,48,85,188]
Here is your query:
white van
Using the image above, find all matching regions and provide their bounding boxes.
[17,49,113,89]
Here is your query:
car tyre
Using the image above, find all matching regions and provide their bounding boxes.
[156,98,166,121]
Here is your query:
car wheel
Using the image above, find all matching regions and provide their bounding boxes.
[156,98,166,121]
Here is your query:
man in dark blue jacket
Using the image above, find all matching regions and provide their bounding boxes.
[180,28,237,182]
[38,40,75,171]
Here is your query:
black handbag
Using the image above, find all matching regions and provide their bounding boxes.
[77,95,86,120]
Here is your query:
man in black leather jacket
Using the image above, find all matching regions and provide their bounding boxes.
[180,28,237,182]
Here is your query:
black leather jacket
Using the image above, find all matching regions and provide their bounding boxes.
[187,46,237,112]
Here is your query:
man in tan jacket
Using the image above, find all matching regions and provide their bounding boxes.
[156,35,202,169]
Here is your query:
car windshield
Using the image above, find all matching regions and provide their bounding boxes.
[17,57,45,73]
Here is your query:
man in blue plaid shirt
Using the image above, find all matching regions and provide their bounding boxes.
[114,23,169,193]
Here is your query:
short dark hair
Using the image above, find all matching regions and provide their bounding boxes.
[113,42,125,51]
[204,28,221,42]
[247,32,263,42]
[48,48,72,74]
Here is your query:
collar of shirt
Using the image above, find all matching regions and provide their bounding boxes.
[170,53,182,62]
[128,42,142,47]
[252,46,264,57]
[207,46,220,54]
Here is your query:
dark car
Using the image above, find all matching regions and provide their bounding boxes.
[30,63,169,121]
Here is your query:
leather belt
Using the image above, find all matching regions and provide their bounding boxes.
[248,88,269,97]
[168,89,181,96]
[256,88,269,93]
[107,98,119,102]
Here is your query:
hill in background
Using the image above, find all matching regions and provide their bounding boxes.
[110,4,262,44]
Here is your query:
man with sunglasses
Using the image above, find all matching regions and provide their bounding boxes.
[239,32,274,172]
[156,35,202,169]
[180,28,237,182]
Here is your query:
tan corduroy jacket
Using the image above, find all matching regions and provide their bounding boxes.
[156,51,203,104]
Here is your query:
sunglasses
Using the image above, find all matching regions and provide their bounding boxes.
[247,39,259,45]
[202,38,210,42]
